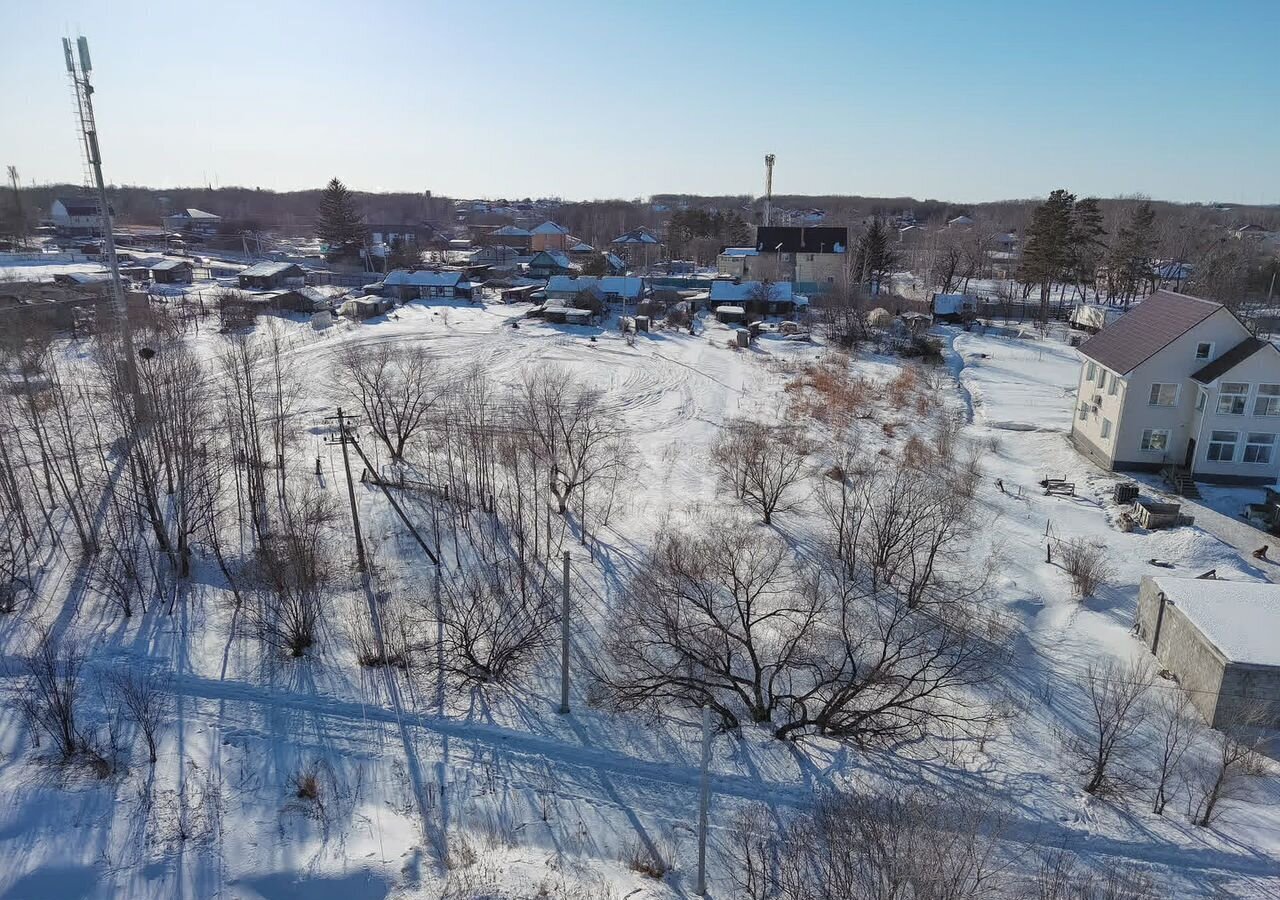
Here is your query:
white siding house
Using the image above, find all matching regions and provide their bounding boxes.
[1071,290,1280,486]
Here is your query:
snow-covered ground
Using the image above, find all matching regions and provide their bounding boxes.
[1,305,1278,899]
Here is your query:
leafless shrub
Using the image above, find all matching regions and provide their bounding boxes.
[348,597,411,669]
[1188,714,1268,827]
[744,788,1013,900]
[1032,848,1158,899]
[246,484,338,657]
[621,839,668,880]
[433,564,555,686]
[1064,660,1152,796]
[291,766,321,802]
[1059,538,1114,598]
[712,418,814,525]
[107,669,169,765]
[1151,687,1195,815]
[13,628,88,759]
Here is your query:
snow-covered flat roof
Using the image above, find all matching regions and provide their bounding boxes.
[1154,575,1280,667]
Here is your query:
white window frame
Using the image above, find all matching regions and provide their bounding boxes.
[1217,382,1250,415]
[1140,428,1170,453]
[1101,418,1112,440]
[1085,362,1096,383]
[1243,432,1276,465]
[1207,430,1239,462]
[1108,372,1119,396]
[1148,383,1179,407]
[1196,389,1206,412]
[1194,341,1214,360]
[1254,384,1280,417]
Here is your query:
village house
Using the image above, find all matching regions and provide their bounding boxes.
[380,269,477,301]
[469,245,523,271]
[1071,289,1280,488]
[527,250,575,278]
[1136,575,1280,728]
[546,275,646,306]
[530,221,571,252]
[238,261,305,291]
[485,225,533,250]
[715,247,761,279]
[149,259,194,284]
[752,226,848,288]
[49,197,113,237]
[708,279,798,316]
[162,208,221,234]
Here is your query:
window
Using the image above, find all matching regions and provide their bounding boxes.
[1195,341,1214,360]
[1095,366,1107,385]
[1085,362,1096,383]
[1101,418,1112,440]
[1140,429,1170,452]
[1207,430,1238,462]
[1244,433,1276,464]
[1077,403,1088,421]
[1217,382,1249,415]
[1255,384,1280,417]
[1108,372,1119,396]
[1148,383,1179,407]
[1196,389,1206,412]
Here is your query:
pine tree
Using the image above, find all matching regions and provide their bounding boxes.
[1067,197,1107,299]
[1019,189,1076,316]
[853,217,899,294]
[316,177,366,258]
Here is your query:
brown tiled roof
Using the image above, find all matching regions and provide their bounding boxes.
[1077,290,1221,374]
[1191,337,1273,384]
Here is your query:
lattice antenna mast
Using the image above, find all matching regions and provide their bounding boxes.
[64,36,139,395]
[6,166,26,249]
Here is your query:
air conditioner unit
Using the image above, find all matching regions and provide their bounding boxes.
[1092,394,1103,406]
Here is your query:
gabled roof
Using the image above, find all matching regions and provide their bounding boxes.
[546,275,645,298]
[754,226,847,254]
[1191,337,1275,384]
[150,259,192,271]
[708,280,794,303]
[529,250,572,268]
[1077,290,1223,375]
[720,247,758,258]
[612,227,660,245]
[239,261,303,278]
[172,208,220,220]
[493,225,532,237]
[54,197,110,217]
[531,221,569,235]
[383,269,463,287]
[568,240,594,253]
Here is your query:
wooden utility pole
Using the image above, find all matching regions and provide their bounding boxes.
[696,704,712,896]
[326,407,367,572]
[559,550,571,714]
[345,432,440,566]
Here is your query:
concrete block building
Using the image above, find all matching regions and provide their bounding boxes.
[1136,575,1280,728]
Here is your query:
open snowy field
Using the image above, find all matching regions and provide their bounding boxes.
[0,301,1278,899]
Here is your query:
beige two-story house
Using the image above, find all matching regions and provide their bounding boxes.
[1071,290,1280,486]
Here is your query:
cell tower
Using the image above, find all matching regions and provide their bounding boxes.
[63,35,140,395]
[763,154,776,227]
[6,166,26,249]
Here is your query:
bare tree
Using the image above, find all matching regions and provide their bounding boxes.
[517,366,631,522]
[339,343,444,461]
[597,521,1004,744]
[1151,687,1195,815]
[428,564,555,685]
[1066,660,1152,796]
[1188,714,1267,827]
[108,669,169,764]
[13,628,87,758]
[246,484,338,657]
[712,419,813,525]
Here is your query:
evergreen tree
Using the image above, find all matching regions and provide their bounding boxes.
[853,217,899,294]
[1067,197,1107,299]
[316,177,366,258]
[1019,189,1076,315]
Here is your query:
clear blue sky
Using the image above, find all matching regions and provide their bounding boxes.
[4,0,1278,204]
